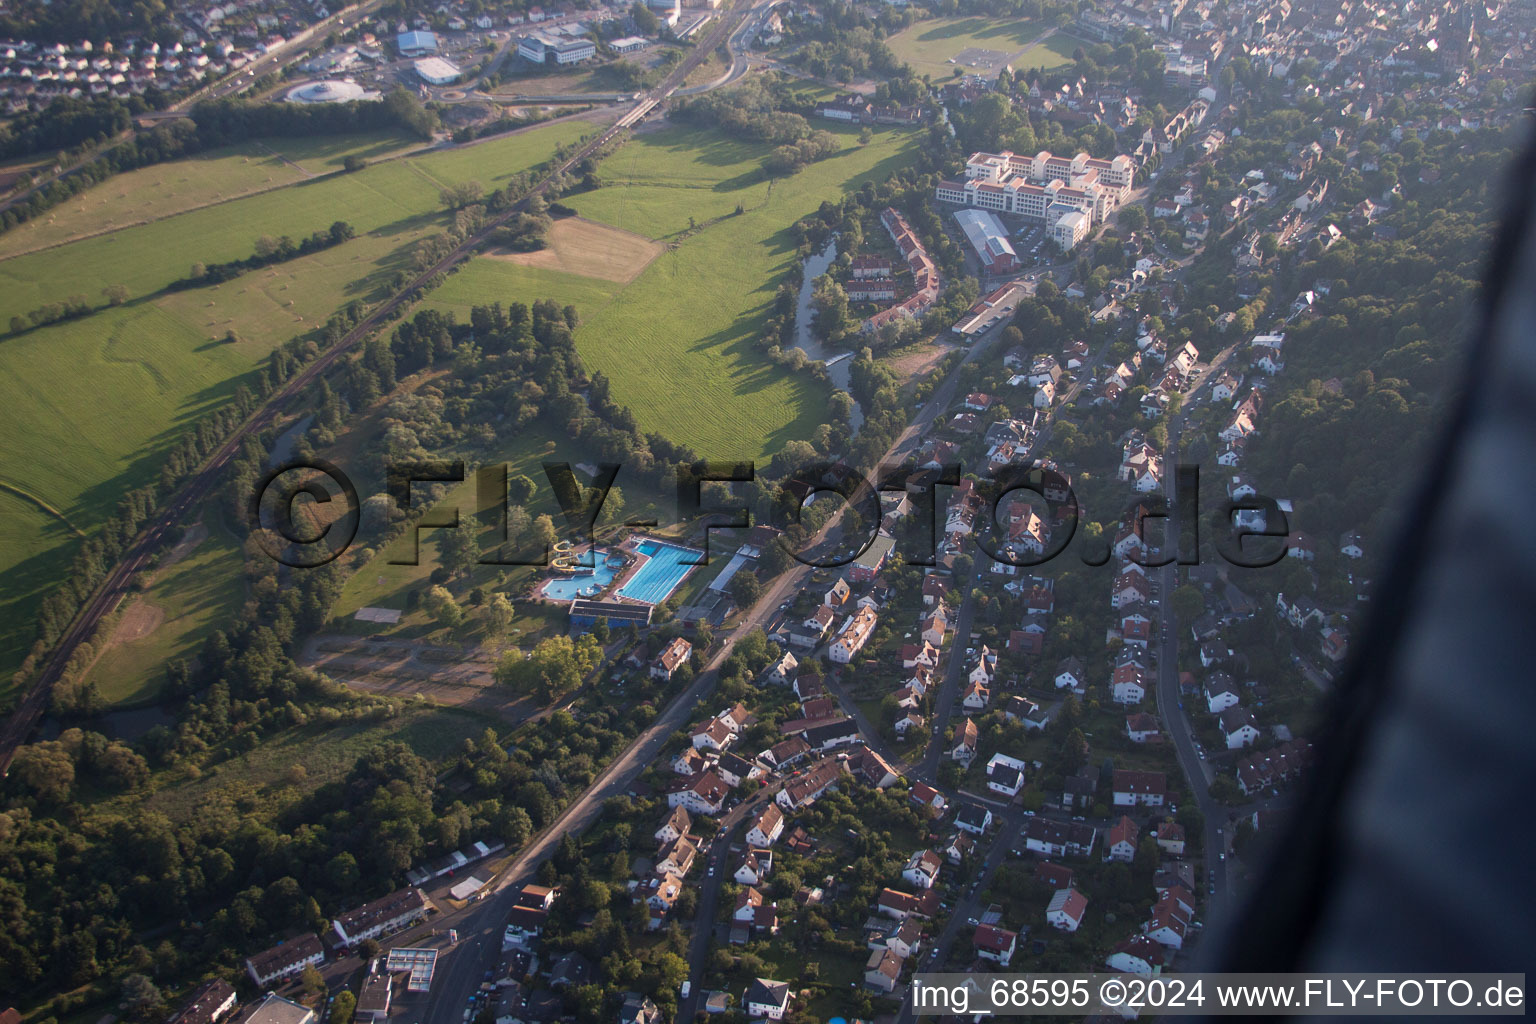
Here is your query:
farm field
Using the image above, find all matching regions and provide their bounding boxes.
[562,121,921,459]
[83,513,247,706]
[886,16,1049,78]
[0,119,594,686]
[0,133,421,260]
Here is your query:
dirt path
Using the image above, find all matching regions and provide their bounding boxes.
[0,477,85,538]
[299,634,540,723]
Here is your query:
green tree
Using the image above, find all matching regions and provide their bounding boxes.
[331,991,356,1024]
[424,585,465,630]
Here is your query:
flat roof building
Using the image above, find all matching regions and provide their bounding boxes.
[413,57,461,84]
[396,30,438,56]
[517,31,597,64]
[954,208,1019,273]
[238,994,314,1024]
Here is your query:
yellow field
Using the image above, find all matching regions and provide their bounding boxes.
[485,216,664,283]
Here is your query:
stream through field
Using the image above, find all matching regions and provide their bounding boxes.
[793,237,864,434]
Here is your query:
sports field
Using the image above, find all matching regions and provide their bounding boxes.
[0,119,594,692]
[886,16,1049,78]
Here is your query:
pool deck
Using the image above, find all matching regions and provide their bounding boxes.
[535,536,704,608]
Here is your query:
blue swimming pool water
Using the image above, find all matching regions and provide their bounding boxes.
[618,540,700,605]
[540,554,618,601]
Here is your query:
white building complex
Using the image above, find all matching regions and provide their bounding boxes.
[517,31,597,64]
[936,150,1135,250]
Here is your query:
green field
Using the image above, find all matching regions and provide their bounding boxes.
[0,133,422,260]
[563,122,920,458]
[0,119,594,693]
[85,513,247,706]
[1014,32,1086,73]
[886,16,1049,78]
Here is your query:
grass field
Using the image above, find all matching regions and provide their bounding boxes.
[0,120,595,694]
[84,513,247,706]
[886,16,1049,78]
[0,133,421,260]
[562,121,921,459]
[486,216,663,283]
[1014,32,1085,73]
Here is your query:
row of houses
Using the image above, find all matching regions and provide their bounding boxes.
[863,208,941,333]
[244,888,432,987]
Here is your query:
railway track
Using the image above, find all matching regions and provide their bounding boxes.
[0,0,757,776]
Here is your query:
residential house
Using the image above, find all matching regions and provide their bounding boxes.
[1220,706,1261,748]
[668,770,729,814]
[656,835,699,878]
[746,804,785,848]
[655,806,691,844]
[246,935,325,988]
[985,753,1027,797]
[1046,888,1088,931]
[973,924,1019,966]
[910,782,947,816]
[955,804,994,835]
[735,849,773,886]
[775,760,844,810]
[829,606,878,664]
[863,948,903,993]
[651,637,692,680]
[1055,657,1085,691]
[744,979,791,1020]
[1106,935,1166,977]
[332,889,429,947]
[877,887,941,921]
[1104,816,1139,863]
[901,850,943,889]
[692,717,735,752]
[1112,769,1167,807]
[951,717,979,764]
[1125,712,1161,743]
[1024,818,1097,858]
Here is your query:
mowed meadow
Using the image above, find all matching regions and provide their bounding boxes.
[428,121,923,461]
[0,119,594,692]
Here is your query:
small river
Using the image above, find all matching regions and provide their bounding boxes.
[792,237,864,434]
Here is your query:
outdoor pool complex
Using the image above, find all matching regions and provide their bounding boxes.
[618,540,699,604]
[538,541,700,605]
[540,559,618,602]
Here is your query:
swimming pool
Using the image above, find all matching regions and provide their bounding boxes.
[540,554,618,602]
[617,540,702,605]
